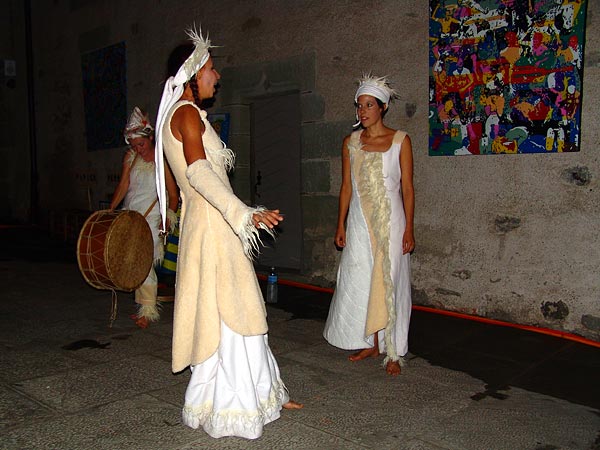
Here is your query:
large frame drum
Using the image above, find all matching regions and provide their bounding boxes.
[77,210,153,291]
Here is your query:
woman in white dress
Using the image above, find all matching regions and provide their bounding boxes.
[110,107,178,328]
[154,27,302,440]
[323,75,415,376]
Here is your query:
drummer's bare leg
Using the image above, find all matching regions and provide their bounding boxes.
[133,267,159,328]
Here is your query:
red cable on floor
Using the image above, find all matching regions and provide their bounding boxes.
[257,274,600,349]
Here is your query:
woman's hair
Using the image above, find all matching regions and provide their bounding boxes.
[377,98,389,119]
[166,43,202,108]
[187,77,202,108]
[166,43,194,78]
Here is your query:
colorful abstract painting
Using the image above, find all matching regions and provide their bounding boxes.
[429,1,586,156]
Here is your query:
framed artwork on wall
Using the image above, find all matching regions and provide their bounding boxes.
[429,1,587,156]
[81,42,127,151]
[208,113,231,146]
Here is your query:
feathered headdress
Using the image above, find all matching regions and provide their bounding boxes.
[354,73,398,104]
[124,107,154,144]
[353,73,397,128]
[172,26,214,86]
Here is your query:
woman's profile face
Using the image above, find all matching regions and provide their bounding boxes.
[129,136,154,162]
[356,94,384,127]
[196,57,221,99]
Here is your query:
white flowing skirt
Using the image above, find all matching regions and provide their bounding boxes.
[182,321,289,439]
[323,178,411,358]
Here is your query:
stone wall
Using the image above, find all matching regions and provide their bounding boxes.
[1,0,31,222]
[10,0,600,339]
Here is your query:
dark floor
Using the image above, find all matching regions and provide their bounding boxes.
[266,281,600,411]
[3,225,600,412]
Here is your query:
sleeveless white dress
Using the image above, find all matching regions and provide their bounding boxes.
[122,151,162,260]
[324,130,412,363]
[122,151,161,307]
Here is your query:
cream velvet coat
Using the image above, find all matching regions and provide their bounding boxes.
[163,100,268,373]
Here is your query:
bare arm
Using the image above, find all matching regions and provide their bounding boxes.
[335,136,352,248]
[109,152,134,210]
[171,103,208,165]
[174,104,282,231]
[400,135,415,254]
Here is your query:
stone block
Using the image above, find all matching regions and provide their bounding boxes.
[264,53,315,91]
[301,195,338,234]
[219,53,315,104]
[301,121,353,159]
[302,160,330,193]
[218,104,250,136]
[581,314,600,332]
[300,92,325,122]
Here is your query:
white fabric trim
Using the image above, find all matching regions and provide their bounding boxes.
[182,321,289,439]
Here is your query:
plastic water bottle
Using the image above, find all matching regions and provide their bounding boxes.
[266,267,278,304]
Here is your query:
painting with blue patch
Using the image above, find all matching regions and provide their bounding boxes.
[208,113,231,146]
[429,0,586,156]
[81,41,127,151]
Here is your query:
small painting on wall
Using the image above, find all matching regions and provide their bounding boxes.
[429,1,587,156]
[81,42,127,151]
[208,113,231,146]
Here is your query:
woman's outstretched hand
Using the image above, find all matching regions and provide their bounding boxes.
[252,209,283,230]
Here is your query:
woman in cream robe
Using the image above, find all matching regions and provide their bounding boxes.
[156,33,301,440]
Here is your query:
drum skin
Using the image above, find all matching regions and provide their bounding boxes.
[77,210,154,291]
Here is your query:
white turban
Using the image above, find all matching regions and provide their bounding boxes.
[354,73,397,105]
[353,74,397,127]
[124,106,154,144]
[154,26,213,231]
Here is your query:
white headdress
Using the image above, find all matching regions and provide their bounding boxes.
[353,73,397,127]
[354,73,397,104]
[124,106,154,144]
[154,25,214,231]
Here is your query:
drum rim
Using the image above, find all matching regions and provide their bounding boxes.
[77,209,153,292]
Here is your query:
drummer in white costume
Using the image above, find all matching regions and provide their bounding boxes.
[323,74,415,376]
[154,27,302,440]
[110,107,178,328]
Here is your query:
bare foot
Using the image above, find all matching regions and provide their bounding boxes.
[283,400,303,409]
[131,315,149,329]
[348,347,379,362]
[385,360,401,376]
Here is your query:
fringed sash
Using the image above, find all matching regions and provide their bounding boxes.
[348,131,399,363]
